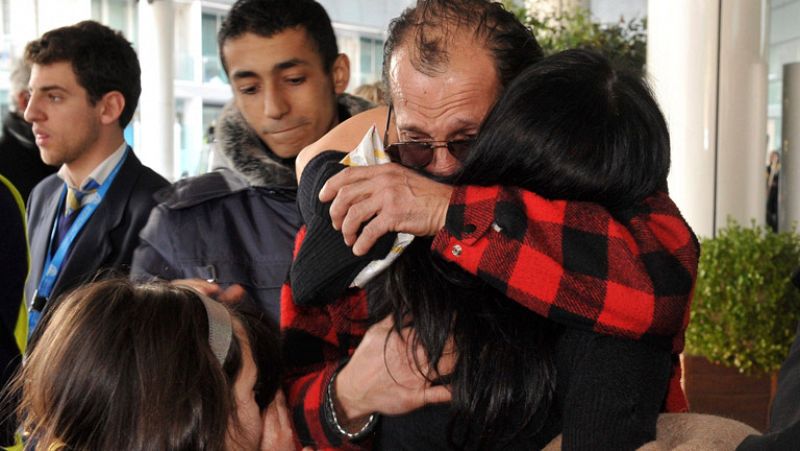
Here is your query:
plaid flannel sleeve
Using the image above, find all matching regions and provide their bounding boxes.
[432,186,697,413]
[281,226,373,450]
[431,185,698,351]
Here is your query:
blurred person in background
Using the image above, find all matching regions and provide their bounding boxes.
[353,81,386,106]
[766,149,780,232]
[0,58,56,201]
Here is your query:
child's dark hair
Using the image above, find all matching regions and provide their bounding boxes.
[9,279,281,451]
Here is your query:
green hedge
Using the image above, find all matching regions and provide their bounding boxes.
[685,219,800,375]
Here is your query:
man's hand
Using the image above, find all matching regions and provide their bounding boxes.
[171,279,247,304]
[333,315,454,428]
[319,163,453,256]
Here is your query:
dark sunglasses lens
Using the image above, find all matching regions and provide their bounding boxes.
[448,140,473,162]
[387,143,434,168]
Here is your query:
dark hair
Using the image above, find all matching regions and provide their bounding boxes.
[218,0,339,75]
[382,0,542,98]
[457,49,671,210]
[24,20,141,128]
[372,241,557,449]
[9,279,281,451]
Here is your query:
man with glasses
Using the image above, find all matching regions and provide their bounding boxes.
[283,0,696,448]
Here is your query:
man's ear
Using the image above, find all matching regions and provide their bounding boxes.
[98,91,125,126]
[15,90,30,113]
[331,53,350,95]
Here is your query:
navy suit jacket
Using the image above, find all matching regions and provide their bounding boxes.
[24,149,169,316]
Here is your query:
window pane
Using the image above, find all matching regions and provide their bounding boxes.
[108,0,126,34]
[360,36,373,84]
[203,13,226,84]
[202,13,217,56]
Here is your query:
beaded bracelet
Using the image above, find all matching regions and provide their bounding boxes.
[324,366,379,441]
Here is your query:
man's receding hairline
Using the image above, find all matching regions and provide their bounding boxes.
[386,30,496,95]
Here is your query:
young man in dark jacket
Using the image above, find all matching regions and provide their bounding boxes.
[130,0,371,321]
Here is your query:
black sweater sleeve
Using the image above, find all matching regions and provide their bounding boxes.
[290,151,396,307]
[555,328,672,451]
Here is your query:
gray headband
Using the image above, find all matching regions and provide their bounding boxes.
[198,294,233,365]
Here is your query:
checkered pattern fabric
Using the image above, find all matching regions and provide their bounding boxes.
[281,187,698,448]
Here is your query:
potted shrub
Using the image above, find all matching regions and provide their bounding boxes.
[684,218,800,431]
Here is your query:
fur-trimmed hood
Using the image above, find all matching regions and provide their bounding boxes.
[213,93,374,188]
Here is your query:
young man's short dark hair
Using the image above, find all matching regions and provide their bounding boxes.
[217,0,339,74]
[24,20,141,128]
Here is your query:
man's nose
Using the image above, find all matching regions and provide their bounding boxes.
[263,84,289,120]
[425,145,461,177]
[23,95,43,123]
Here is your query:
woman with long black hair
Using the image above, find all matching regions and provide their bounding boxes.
[286,49,698,450]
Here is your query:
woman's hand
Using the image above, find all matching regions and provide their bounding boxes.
[260,390,315,451]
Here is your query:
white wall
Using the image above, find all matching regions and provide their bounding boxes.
[317,0,413,29]
[649,0,768,237]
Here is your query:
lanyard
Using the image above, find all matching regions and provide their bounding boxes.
[29,148,129,331]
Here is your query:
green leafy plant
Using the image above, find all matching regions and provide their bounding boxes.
[685,219,800,375]
[500,1,647,74]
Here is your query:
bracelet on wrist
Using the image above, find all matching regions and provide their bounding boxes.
[324,365,379,441]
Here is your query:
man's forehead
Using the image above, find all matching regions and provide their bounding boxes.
[223,28,323,76]
[388,41,499,137]
[29,61,77,88]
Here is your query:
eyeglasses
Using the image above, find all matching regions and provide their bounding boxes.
[382,105,475,169]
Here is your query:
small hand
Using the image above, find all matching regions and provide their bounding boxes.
[333,315,454,427]
[319,163,453,256]
[172,279,247,304]
[261,390,309,451]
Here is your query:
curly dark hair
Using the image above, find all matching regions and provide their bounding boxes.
[24,20,141,128]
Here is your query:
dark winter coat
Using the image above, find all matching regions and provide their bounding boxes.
[130,94,372,321]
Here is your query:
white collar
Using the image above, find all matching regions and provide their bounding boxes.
[57,142,128,190]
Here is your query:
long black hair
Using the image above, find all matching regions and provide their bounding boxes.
[458,48,670,211]
[372,49,672,449]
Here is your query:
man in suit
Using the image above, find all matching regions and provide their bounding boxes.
[23,21,168,339]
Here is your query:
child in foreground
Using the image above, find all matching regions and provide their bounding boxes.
[9,279,293,451]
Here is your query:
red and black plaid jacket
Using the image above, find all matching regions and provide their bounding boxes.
[281,185,698,450]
